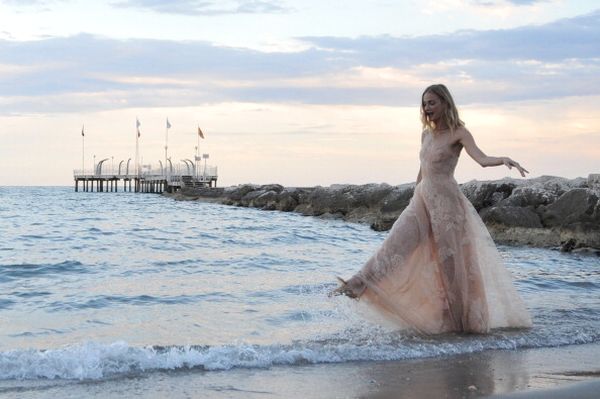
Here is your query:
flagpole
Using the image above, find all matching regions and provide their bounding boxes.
[135,118,140,177]
[81,125,85,174]
[197,125,200,178]
[165,118,169,180]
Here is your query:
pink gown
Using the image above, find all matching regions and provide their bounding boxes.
[350,129,532,334]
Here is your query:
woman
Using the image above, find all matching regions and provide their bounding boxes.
[332,84,532,334]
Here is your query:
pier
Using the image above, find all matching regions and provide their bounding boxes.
[76,120,217,194]
[73,163,218,193]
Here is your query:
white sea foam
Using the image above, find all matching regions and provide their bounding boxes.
[1,329,598,381]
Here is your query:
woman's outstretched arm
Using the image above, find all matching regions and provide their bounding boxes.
[457,127,529,177]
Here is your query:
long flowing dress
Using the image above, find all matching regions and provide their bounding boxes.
[348,129,532,334]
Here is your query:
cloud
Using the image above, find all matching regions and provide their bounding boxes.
[111,0,288,15]
[504,0,544,4]
[1,0,47,4]
[0,0,65,7]
[0,10,599,113]
[301,10,600,65]
[471,0,547,6]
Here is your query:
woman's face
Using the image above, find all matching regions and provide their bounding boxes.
[422,91,445,124]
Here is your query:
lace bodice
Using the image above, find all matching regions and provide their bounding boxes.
[419,129,462,181]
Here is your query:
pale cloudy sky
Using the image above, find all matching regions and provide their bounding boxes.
[0,0,598,186]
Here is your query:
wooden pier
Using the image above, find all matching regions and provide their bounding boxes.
[74,166,218,193]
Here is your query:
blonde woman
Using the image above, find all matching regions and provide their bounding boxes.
[332,84,532,334]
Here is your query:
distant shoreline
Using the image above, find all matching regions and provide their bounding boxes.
[164,174,600,252]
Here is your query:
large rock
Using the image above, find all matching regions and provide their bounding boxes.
[302,186,343,216]
[541,188,599,227]
[460,179,520,211]
[225,184,260,201]
[276,189,299,212]
[370,184,415,231]
[241,189,266,203]
[348,183,395,208]
[498,186,556,208]
[480,206,542,228]
[251,190,279,209]
[259,184,284,194]
[371,214,399,231]
[529,175,588,196]
[305,185,362,216]
[379,184,414,213]
[589,174,600,191]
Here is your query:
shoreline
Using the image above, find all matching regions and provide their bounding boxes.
[165,174,600,251]
[8,343,598,398]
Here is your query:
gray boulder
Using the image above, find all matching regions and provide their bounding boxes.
[241,189,266,203]
[588,174,600,192]
[528,175,588,197]
[368,184,415,231]
[371,213,399,232]
[307,185,357,216]
[379,184,414,213]
[460,179,520,211]
[349,183,395,208]
[226,184,260,201]
[541,188,599,227]
[498,186,556,208]
[251,190,279,209]
[259,184,284,193]
[480,206,543,228]
[276,190,299,212]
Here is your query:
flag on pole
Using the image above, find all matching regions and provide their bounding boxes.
[198,126,204,139]
[136,118,141,137]
[81,125,85,137]
[166,118,171,129]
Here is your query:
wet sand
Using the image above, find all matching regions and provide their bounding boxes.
[490,379,600,398]
[2,343,598,398]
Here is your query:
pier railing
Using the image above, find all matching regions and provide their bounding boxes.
[73,164,218,193]
[73,165,217,180]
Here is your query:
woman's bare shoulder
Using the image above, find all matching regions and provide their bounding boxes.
[454,125,469,134]
[454,126,473,140]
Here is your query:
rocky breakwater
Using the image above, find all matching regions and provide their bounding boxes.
[168,174,600,251]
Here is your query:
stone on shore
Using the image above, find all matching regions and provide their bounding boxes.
[480,206,543,228]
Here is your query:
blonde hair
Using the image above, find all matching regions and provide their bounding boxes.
[420,84,464,132]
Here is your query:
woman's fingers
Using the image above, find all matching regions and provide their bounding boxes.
[505,158,529,177]
[516,165,529,177]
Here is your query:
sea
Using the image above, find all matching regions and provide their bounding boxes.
[0,186,599,397]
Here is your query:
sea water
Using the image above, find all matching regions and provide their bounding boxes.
[0,187,598,386]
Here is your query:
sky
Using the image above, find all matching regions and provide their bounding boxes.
[0,0,599,187]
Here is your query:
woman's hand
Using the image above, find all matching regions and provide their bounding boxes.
[328,276,365,299]
[502,157,529,177]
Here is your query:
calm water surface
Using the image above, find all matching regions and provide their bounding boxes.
[0,186,598,384]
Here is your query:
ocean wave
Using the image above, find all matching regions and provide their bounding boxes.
[0,261,89,281]
[44,292,235,311]
[2,328,599,381]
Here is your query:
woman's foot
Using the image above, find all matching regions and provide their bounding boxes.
[329,276,365,299]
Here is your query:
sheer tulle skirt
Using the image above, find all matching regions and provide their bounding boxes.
[355,181,532,334]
